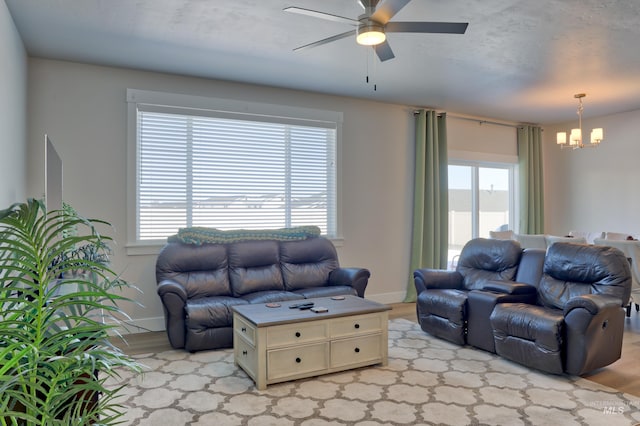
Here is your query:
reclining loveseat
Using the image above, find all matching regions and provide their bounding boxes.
[156,227,370,352]
[414,238,631,375]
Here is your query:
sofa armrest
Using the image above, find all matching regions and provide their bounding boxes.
[329,267,370,298]
[157,280,188,303]
[563,293,622,316]
[413,269,463,294]
[482,280,537,295]
[157,280,189,349]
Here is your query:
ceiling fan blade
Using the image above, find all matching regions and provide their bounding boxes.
[283,6,358,26]
[371,0,411,24]
[374,40,395,62]
[292,29,357,52]
[386,21,469,34]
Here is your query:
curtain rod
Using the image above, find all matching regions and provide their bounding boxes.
[413,110,534,129]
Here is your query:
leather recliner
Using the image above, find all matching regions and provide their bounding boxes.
[413,238,531,347]
[491,242,631,375]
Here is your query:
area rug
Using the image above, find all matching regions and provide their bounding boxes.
[107,319,640,425]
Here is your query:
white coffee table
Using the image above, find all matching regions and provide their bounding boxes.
[232,295,390,390]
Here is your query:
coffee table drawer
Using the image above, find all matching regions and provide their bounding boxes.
[329,313,383,338]
[234,315,256,345]
[267,321,328,347]
[235,336,257,379]
[267,342,329,380]
[331,333,383,368]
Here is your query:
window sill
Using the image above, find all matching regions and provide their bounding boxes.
[126,236,344,256]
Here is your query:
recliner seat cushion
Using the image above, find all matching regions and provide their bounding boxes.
[491,303,565,374]
[417,289,467,345]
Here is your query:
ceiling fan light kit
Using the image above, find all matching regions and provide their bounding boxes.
[557,93,604,150]
[284,0,468,62]
[357,22,386,45]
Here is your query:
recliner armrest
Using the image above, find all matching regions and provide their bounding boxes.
[329,267,370,298]
[157,280,188,304]
[414,269,463,294]
[157,279,188,300]
[156,279,189,350]
[563,293,622,316]
[482,280,537,295]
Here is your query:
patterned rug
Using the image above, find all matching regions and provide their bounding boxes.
[108,319,640,425]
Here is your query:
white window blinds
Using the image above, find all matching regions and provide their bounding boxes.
[135,104,337,240]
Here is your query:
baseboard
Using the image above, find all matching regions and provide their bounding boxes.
[107,316,165,336]
[366,291,409,305]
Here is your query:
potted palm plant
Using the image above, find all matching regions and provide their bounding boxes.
[0,199,141,425]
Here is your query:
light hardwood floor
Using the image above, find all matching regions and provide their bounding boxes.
[113,302,640,397]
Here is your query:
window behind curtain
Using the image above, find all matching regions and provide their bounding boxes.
[134,104,337,241]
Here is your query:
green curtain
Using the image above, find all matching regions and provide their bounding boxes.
[517,126,544,234]
[404,110,449,302]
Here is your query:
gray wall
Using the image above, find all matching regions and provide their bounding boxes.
[543,109,640,237]
[0,0,27,205]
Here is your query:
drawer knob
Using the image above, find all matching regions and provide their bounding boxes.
[354,347,360,353]
[241,327,246,332]
[295,357,302,363]
[295,332,301,338]
[242,350,247,356]
[354,323,360,329]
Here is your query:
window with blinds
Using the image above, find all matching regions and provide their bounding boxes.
[133,101,338,241]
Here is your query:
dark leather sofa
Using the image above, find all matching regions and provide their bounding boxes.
[156,236,370,352]
[414,238,631,375]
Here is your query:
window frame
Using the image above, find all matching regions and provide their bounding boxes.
[125,89,343,254]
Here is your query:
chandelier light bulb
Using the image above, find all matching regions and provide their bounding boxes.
[556,93,603,150]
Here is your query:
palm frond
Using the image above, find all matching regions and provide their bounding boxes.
[0,199,142,425]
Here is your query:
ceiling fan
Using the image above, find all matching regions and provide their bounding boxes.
[284,0,468,62]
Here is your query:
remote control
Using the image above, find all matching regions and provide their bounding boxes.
[289,302,314,309]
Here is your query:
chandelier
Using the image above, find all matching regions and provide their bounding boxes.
[556,93,603,149]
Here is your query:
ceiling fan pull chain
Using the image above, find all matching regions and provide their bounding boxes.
[373,51,377,91]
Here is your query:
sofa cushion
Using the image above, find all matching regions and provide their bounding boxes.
[280,238,339,291]
[185,296,248,329]
[293,285,357,299]
[156,242,231,298]
[229,240,284,296]
[240,290,304,304]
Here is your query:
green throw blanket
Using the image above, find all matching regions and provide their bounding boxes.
[168,226,321,245]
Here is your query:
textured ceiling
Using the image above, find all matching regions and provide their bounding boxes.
[6,0,640,124]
